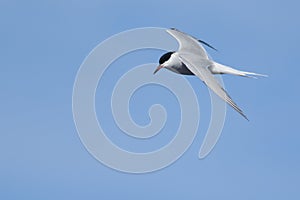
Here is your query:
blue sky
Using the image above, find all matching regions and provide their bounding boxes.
[1,0,299,199]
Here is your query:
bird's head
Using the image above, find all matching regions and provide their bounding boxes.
[153,51,174,74]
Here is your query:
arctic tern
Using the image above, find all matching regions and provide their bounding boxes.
[154,28,267,120]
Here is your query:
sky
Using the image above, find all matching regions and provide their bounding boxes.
[1,0,300,199]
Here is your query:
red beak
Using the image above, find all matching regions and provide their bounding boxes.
[153,65,163,74]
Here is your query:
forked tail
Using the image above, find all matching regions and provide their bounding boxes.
[236,70,268,79]
[211,62,268,79]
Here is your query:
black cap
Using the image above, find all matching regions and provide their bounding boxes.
[159,52,174,64]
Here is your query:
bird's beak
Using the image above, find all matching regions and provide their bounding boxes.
[153,65,163,74]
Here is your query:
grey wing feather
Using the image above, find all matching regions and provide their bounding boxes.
[166,29,209,59]
[197,39,218,51]
[179,54,249,120]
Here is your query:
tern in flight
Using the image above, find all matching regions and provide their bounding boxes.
[154,28,267,120]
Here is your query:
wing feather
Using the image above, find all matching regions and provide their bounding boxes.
[166,29,209,59]
[179,53,249,120]
[167,28,248,120]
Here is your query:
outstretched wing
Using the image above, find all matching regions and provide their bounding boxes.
[179,53,249,120]
[166,28,209,59]
[166,28,248,120]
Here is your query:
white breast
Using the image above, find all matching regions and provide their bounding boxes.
[164,53,193,75]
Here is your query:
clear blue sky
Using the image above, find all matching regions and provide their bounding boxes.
[1,0,299,199]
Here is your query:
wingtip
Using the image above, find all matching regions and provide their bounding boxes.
[224,95,249,121]
[237,109,249,121]
[239,108,250,121]
[244,115,250,121]
[197,39,218,51]
[237,110,249,121]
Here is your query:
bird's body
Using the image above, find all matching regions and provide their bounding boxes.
[159,52,194,75]
[154,28,267,120]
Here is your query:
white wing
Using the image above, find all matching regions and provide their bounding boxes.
[179,54,248,120]
[166,28,209,59]
[167,28,248,120]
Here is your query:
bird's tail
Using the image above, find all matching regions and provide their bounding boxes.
[211,62,268,79]
[234,70,268,79]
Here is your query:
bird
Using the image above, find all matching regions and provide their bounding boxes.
[153,28,267,120]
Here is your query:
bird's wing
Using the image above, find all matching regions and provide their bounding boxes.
[166,28,209,59]
[179,53,249,120]
[167,28,248,120]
